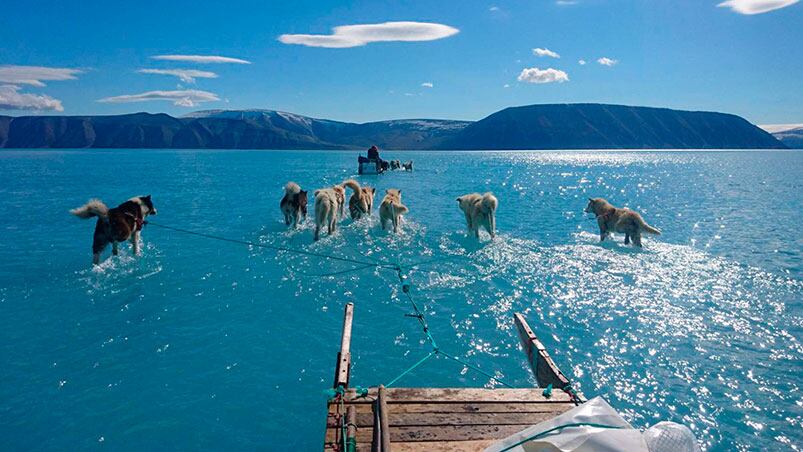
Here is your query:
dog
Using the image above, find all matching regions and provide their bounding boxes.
[71,195,157,265]
[280,182,308,228]
[379,189,409,233]
[584,198,661,247]
[390,160,401,170]
[343,179,376,220]
[402,161,413,172]
[456,192,498,239]
[313,184,346,241]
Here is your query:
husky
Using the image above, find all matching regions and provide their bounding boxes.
[456,192,498,239]
[313,184,346,241]
[71,195,157,265]
[280,182,308,228]
[390,160,401,170]
[379,189,409,233]
[584,198,661,247]
[402,161,413,172]
[343,179,376,220]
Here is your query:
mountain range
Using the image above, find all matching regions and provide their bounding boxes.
[0,103,786,150]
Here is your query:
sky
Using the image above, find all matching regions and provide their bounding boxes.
[1,0,801,125]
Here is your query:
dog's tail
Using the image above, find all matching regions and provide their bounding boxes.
[481,193,498,236]
[285,181,301,195]
[393,202,409,215]
[342,179,361,194]
[71,199,109,219]
[637,216,662,235]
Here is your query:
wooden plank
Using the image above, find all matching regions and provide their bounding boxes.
[327,424,531,443]
[329,401,575,415]
[346,406,357,450]
[513,313,571,390]
[393,440,496,451]
[338,387,573,403]
[378,385,391,451]
[328,410,565,428]
[334,302,355,389]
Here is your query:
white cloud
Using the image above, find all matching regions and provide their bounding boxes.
[421,82,434,88]
[517,67,569,84]
[717,0,799,14]
[0,65,82,87]
[503,83,511,88]
[138,69,218,83]
[98,89,220,107]
[533,47,560,58]
[489,5,500,11]
[278,21,459,48]
[597,57,618,66]
[0,85,64,111]
[556,0,578,5]
[759,123,803,133]
[151,55,251,64]
[578,59,587,65]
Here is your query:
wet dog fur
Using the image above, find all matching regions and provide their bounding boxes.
[379,189,409,233]
[584,198,661,247]
[313,184,346,241]
[457,192,497,239]
[71,195,157,265]
[343,179,376,220]
[280,182,308,228]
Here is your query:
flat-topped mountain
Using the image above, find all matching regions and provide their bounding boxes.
[0,104,785,150]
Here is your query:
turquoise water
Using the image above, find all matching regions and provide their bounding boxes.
[0,149,801,451]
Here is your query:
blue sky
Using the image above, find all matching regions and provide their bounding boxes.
[1,0,801,124]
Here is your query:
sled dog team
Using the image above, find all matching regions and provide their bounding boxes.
[71,187,661,264]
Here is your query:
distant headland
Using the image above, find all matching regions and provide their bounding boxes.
[0,103,786,150]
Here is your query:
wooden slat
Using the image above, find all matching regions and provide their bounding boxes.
[328,410,564,428]
[338,387,572,403]
[327,424,531,443]
[393,440,495,451]
[334,303,355,389]
[514,313,571,390]
[329,401,575,415]
[378,385,391,451]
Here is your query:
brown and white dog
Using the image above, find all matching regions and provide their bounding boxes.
[343,179,376,220]
[313,184,346,241]
[280,182,308,228]
[71,195,157,265]
[379,189,409,233]
[584,198,661,247]
[456,192,498,239]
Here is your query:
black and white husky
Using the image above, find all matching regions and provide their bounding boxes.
[71,195,157,265]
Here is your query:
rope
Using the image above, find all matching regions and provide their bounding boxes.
[145,220,398,270]
[498,422,623,451]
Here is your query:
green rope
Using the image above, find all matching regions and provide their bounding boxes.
[438,350,514,388]
[385,349,438,387]
[499,422,624,451]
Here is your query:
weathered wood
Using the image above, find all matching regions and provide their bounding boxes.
[329,401,575,415]
[328,410,564,428]
[346,406,357,450]
[328,423,531,443]
[336,387,572,404]
[378,385,391,451]
[514,313,571,390]
[334,303,354,389]
[393,440,496,451]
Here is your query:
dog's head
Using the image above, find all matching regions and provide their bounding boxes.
[139,195,157,215]
[385,188,401,200]
[362,187,376,204]
[585,198,607,214]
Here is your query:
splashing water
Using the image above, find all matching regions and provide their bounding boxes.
[0,149,800,451]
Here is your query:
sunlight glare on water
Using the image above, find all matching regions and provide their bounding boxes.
[0,149,800,451]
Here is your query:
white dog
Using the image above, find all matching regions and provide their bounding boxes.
[313,184,345,241]
[379,189,409,233]
[457,192,498,238]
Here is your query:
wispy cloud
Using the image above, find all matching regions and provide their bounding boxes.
[0,84,64,111]
[556,0,578,5]
[489,5,500,11]
[717,0,799,14]
[0,65,82,87]
[98,89,220,107]
[597,57,618,66]
[278,21,459,48]
[151,55,251,64]
[138,69,218,83]
[578,59,587,65]
[533,47,560,58]
[517,67,569,84]
[759,123,803,133]
[421,82,434,88]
